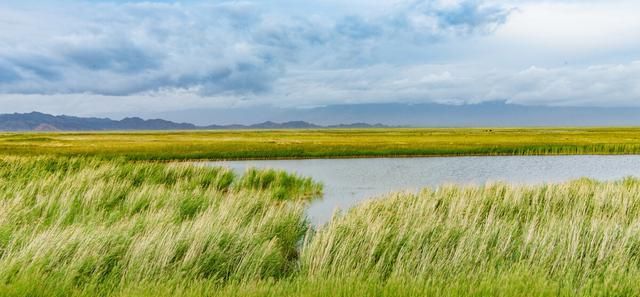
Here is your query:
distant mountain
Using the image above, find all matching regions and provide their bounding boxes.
[203,121,320,130]
[0,112,388,131]
[6,100,640,131]
[0,112,197,131]
[328,123,389,128]
[146,101,640,127]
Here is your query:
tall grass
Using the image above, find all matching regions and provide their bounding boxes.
[236,168,322,201]
[0,157,320,296]
[2,157,640,296]
[301,178,640,295]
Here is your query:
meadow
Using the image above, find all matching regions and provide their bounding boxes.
[3,127,640,160]
[1,155,640,296]
[0,157,320,296]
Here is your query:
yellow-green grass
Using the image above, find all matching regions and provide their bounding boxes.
[0,157,321,296]
[3,127,640,160]
[2,157,640,296]
[301,179,640,296]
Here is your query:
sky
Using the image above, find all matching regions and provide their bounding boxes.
[0,0,639,117]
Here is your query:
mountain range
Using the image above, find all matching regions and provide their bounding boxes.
[146,101,640,127]
[0,112,387,131]
[3,101,640,131]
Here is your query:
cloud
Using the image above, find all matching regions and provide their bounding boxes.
[3,61,640,117]
[0,0,512,96]
[404,0,511,36]
[62,42,161,74]
[494,1,640,53]
[434,2,510,34]
[2,0,639,116]
[270,61,640,107]
[335,16,382,40]
[0,2,288,96]
[0,61,21,83]
[500,63,640,106]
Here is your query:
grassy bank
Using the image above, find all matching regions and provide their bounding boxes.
[301,180,640,296]
[3,128,640,160]
[2,157,640,296]
[0,157,321,296]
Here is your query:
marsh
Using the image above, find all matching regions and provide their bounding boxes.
[209,155,640,225]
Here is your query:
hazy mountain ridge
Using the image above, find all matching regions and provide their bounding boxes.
[4,101,640,131]
[0,112,197,131]
[0,112,388,131]
[147,101,640,127]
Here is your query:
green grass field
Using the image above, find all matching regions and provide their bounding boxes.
[0,157,321,296]
[3,127,640,160]
[2,129,640,296]
[2,156,640,296]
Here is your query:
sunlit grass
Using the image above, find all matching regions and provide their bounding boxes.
[301,178,640,296]
[0,157,320,296]
[2,156,640,296]
[3,127,640,160]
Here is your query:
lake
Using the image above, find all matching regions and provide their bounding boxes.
[205,155,640,225]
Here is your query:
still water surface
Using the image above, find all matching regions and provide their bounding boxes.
[206,155,640,225]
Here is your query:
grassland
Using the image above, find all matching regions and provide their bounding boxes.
[3,127,640,160]
[2,156,640,296]
[301,180,640,296]
[3,127,640,296]
[0,157,321,296]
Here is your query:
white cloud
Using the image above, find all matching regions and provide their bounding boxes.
[2,61,640,116]
[271,61,640,107]
[0,0,639,116]
[496,1,640,52]
[0,1,512,95]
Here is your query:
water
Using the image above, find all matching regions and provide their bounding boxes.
[205,155,640,225]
